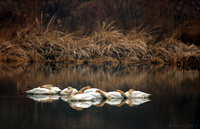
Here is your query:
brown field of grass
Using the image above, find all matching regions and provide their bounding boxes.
[0,19,199,69]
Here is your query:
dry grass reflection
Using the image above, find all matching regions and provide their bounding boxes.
[0,63,199,97]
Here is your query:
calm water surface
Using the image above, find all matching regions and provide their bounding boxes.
[0,63,199,129]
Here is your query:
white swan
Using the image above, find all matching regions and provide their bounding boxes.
[69,91,96,101]
[60,86,78,95]
[125,89,151,98]
[40,84,61,93]
[26,87,56,95]
[26,84,61,95]
[95,89,127,99]
[87,92,104,99]
[64,86,103,101]
[83,87,100,93]
[69,86,103,99]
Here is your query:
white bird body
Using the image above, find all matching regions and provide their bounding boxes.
[83,88,99,93]
[106,91,124,99]
[40,84,61,93]
[95,90,126,99]
[26,87,56,95]
[51,87,61,93]
[70,92,96,101]
[125,90,151,98]
[26,84,61,95]
[88,92,104,99]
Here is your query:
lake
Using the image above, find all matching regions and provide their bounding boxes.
[0,63,199,129]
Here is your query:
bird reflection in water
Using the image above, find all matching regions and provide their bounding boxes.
[27,94,150,110]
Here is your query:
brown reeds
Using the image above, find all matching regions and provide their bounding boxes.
[0,19,151,64]
[0,16,200,69]
[150,35,200,67]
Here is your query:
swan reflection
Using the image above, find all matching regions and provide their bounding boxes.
[127,98,150,106]
[27,95,60,102]
[27,95,150,110]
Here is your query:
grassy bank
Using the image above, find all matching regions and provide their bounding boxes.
[0,18,200,69]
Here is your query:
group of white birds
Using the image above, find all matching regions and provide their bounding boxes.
[26,84,151,100]
[26,84,151,110]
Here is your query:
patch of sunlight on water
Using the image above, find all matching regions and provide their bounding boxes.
[0,63,199,129]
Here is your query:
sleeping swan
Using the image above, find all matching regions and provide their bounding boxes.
[95,90,128,99]
[60,86,78,95]
[79,86,93,92]
[26,84,61,95]
[65,86,103,101]
[87,91,104,99]
[60,86,91,95]
[40,84,61,93]
[115,89,151,98]
[79,86,104,99]
[125,89,151,98]
[81,86,100,93]
[69,91,96,101]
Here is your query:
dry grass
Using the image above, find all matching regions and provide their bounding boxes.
[0,17,200,69]
[0,17,73,62]
[150,35,200,67]
[0,19,151,64]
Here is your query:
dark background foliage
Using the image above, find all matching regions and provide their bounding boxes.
[0,0,200,45]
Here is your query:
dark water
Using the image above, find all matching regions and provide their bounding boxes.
[0,63,200,129]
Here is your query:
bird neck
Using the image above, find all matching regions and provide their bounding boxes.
[79,86,91,92]
[96,90,108,99]
[40,84,53,89]
[125,89,134,98]
[116,90,128,98]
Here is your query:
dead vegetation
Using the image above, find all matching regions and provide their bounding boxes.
[0,19,150,63]
[150,35,200,68]
[0,17,200,69]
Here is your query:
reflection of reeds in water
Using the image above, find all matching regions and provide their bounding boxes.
[0,63,199,97]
